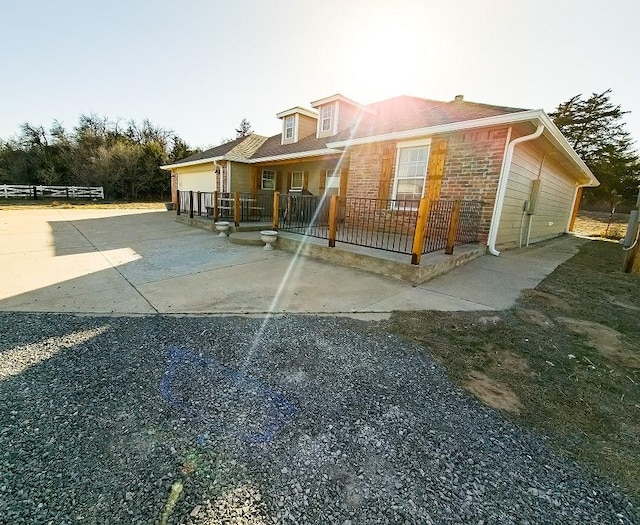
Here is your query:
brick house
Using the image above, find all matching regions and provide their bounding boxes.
[162,93,598,255]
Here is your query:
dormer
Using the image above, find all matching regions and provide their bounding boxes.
[310,94,370,138]
[276,106,318,145]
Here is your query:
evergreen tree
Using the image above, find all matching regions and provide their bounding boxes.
[235,118,252,138]
[550,90,640,209]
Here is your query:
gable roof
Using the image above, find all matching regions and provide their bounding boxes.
[161,134,268,169]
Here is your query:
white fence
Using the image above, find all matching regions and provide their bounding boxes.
[1,184,104,199]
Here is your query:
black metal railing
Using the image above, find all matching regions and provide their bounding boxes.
[423,200,454,254]
[336,197,418,254]
[456,200,483,245]
[176,190,273,223]
[278,194,330,237]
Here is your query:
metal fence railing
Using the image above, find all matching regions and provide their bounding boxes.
[176,189,484,264]
[176,190,273,223]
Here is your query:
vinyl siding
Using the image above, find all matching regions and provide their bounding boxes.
[497,141,577,247]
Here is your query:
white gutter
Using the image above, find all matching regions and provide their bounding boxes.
[243,148,342,164]
[160,156,224,170]
[328,110,546,148]
[487,122,544,256]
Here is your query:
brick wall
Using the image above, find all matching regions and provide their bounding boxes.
[344,128,509,243]
[439,127,509,242]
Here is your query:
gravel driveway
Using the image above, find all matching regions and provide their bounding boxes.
[1,312,637,524]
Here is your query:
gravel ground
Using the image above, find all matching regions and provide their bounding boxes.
[0,312,637,524]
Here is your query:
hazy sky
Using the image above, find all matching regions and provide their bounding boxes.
[1,0,638,149]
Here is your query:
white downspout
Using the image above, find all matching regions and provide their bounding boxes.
[487,122,544,256]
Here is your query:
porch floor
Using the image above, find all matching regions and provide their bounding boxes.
[175,214,485,285]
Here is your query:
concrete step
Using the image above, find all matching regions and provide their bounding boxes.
[228,231,265,247]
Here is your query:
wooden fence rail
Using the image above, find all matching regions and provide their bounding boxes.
[1,184,104,199]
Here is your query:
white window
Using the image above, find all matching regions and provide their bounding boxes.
[321,105,333,132]
[392,144,430,205]
[290,171,304,191]
[284,115,294,140]
[324,169,340,195]
[261,170,276,190]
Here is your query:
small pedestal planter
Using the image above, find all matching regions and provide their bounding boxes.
[215,221,231,237]
[260,230,278,250]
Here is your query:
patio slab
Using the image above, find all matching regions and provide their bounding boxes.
[0,208,585,317]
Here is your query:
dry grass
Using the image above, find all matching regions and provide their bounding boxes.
[383,239,640,503]
[574,211,629,240]
[0,199,166,210]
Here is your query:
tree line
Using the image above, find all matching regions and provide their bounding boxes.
[0,115,198,200]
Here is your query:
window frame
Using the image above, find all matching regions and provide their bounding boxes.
[284,115,294,140]
[290,171,304,191]
[321,105,333,133]
[391,139,432,209]
[261,169,276,191]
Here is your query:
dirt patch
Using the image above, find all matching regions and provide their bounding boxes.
[488,348,534,376]
[557,317,640,368]
[463,371,524,415]
[521,290,571,310]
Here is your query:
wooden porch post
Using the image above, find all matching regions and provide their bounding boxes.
[568,187,583,232]
[328,195,338,247]
[197,191,202,217]
[176,190,181,215]
[445,200,462,255]
[233,192,240,227]
[411,197,431,265]
[272,191,280,230]
[213,191,219,221]
[189,190,194,219]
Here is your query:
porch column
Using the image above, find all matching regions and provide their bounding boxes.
[411,197,431,265]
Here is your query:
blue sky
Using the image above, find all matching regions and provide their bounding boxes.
[1,0,639,150]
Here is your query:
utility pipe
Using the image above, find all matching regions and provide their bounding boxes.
[487,122,544,256]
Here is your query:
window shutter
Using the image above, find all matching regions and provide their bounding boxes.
[303,171,309,191]
[425,138,447,201]
[285,172,291,192]
[340,167,349,197]
[250,167,259,192]
[320,170,327,192]
[377,144,395,200]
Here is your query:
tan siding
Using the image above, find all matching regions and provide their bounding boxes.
[229,162,252,193]
[297,114,317,139]
[497,142,577,247]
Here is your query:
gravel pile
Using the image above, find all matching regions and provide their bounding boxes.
[0,312,637,524]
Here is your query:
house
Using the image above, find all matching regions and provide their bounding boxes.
[161,93,598,257]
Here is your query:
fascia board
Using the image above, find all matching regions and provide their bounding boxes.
[326,110,547,148]
[160,156,224,170]
[245,149,342,164]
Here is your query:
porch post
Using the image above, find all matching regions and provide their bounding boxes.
[272,191,280,230]
[213,191,219,221]
[197,191,202,217]
[328,195,338,247]
[411,197,430,265]
[233,192,240,227]
[176,190,181,215]
[445,200,462,255]
[189,190,194,219]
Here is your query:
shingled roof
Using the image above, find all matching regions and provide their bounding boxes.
[330,96,528,143]
[166,134,268,166]
[165,95,529,167]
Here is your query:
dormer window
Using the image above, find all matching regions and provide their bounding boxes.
[321,105,333,132]
[284,116,294,140]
